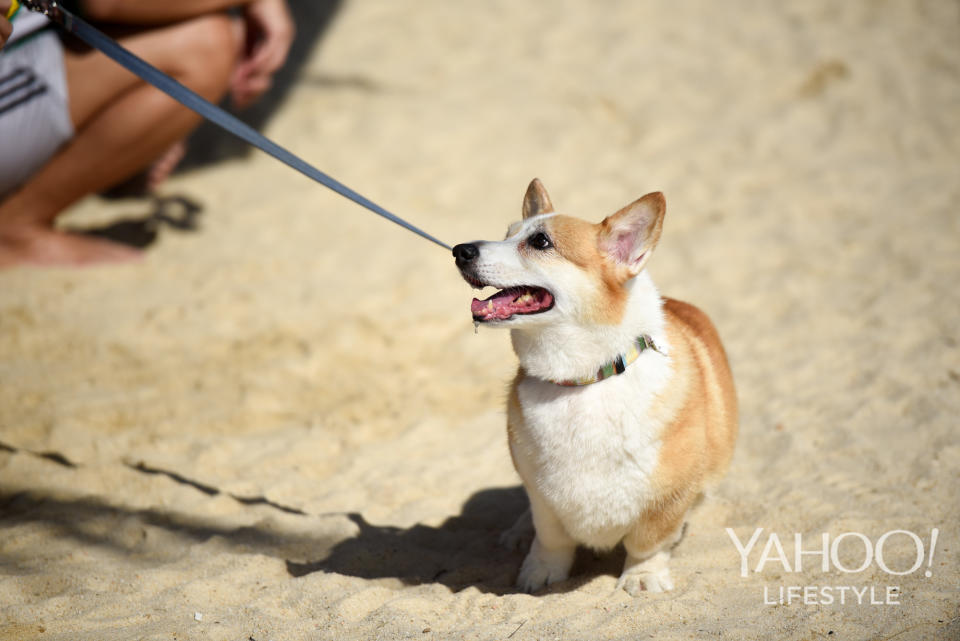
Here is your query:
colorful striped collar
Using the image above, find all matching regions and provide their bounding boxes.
[553,334,664,387]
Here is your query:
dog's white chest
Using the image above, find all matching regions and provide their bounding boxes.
[513,362,667,548]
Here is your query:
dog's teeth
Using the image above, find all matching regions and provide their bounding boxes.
[487,301,494,311]
[516,293,533,304]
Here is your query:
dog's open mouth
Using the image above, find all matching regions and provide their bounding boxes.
[471,286,554,322]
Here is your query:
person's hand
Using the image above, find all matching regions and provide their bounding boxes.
[230,0,294,109]
[0,1,13,51]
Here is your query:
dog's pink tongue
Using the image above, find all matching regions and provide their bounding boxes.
[471,289,517,321]
[471,287,552,321]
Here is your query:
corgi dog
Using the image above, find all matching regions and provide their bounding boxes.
[452,179,737,595]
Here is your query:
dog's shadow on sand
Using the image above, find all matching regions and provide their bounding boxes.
[0,470,622,595]
[286,486,625,594]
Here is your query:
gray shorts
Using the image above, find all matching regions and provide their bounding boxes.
[0,30,74,199]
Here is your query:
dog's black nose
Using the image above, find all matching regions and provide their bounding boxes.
[452,243,479,263]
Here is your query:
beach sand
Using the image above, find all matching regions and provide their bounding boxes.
[1,1,958,639]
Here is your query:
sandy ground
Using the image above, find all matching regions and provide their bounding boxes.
[2,1,959,639]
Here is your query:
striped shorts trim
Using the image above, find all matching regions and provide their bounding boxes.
[0,30,74,199]
[0,68,49,116]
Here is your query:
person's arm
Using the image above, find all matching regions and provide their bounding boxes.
[81,0,258,24]
[82,0,294,109]
[0,1,12,50]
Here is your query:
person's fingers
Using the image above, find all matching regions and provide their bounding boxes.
[234,39,284,97]
[245,26,290,75]
[229,66,252,107]
[263,34,292,73]
[246,74,271,96]
[242,0,294,75]
[264,15,294,70]
[229,0,293,108]
[244,40,271,74]
[231,58,255,83]
[235,74,270,106]
[229,67,271,109]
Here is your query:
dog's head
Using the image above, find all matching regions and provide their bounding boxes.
[453,179,665,328]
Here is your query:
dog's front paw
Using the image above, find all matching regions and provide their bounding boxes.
[516,540,574,593]
[616,551,674,596]
[616,567,674,595]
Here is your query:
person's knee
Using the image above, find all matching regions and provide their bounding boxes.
[171,14,238,99]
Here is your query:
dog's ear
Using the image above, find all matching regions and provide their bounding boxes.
[598,192,665,277]
[522,178,555,219]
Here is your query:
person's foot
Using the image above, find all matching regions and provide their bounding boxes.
[0,225,142,268]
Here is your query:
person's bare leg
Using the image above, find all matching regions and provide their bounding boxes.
[0,14,238,268]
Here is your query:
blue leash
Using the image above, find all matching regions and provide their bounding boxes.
[22,0,452,251]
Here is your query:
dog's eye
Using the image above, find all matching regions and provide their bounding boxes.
[528,232,553,251]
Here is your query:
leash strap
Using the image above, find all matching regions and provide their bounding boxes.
[21,0,452,251]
